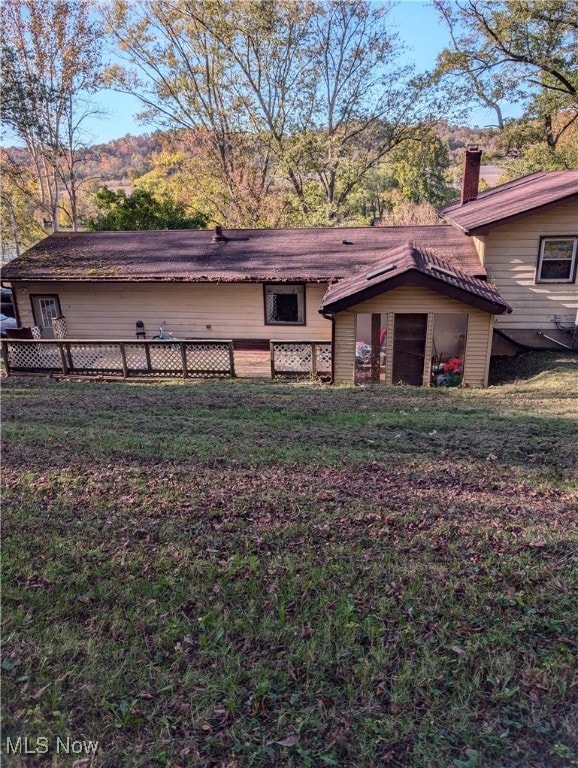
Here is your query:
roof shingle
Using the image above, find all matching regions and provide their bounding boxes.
[320,242,511,315]
[1,225,485,283]
[439,170,578,234]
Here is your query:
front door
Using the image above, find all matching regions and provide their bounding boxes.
[392,313,427,385]
[31,295,61,338]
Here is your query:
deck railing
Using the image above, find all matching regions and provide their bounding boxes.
[270,340,332,379]
[1,339,236,379]
[1,339,334,380]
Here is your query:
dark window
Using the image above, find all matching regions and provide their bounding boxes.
[536,237,577,283]
[264,284,305,325]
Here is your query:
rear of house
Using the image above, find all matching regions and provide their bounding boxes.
[2,223,502,385]
[2,154,576,385]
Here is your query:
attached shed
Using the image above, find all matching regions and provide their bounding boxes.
[320,243,511,387]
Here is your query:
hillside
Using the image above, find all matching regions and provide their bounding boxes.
[2,354,577,768]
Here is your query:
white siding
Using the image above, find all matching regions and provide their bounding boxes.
[13,282,332,341]
[482,199,578,330]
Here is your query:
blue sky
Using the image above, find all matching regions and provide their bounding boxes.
[80,1,509,144]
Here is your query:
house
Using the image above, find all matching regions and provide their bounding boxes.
[439,151,578,354]
[2,150,576,386]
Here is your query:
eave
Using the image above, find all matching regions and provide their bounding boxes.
[320,269,511,315]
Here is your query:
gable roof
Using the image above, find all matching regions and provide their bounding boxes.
[320,242,511,315]
[439,170,578,234]
[1,225,485,283]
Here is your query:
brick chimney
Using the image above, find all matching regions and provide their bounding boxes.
[461,146,482,204]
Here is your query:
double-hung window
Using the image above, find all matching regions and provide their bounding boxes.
[264,284,305,325]
[536,237,578,283]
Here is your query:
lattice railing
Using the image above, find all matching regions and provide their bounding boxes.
[270,341,332,379]
[1,339,235,379]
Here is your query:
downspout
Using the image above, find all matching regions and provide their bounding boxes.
[328,313,335,384]
[319,308,335,384]
[536,331,575,351]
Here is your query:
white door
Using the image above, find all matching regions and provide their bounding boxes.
[32,295,61,338]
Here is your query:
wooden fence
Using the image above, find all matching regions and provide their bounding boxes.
[270,340,332,379]
[1,339,235,379]
[1,339,333,381]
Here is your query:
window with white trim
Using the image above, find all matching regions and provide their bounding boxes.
[536,237,578,283]
[264,284,305,325]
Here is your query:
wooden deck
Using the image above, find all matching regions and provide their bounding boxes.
[234,350,271,379]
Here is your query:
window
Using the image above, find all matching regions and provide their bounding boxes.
[536,237,578,283]
[264,284,305,325]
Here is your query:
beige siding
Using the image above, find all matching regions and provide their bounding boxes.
[472,235,485,265]
[333,310,356,384]
[481,199,578,330]
[333,284,493,387]
[13,282,332,341]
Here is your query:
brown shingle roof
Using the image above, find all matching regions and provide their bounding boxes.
[1,225,485,283]
[439,170,578,234]
[320,242,511,315]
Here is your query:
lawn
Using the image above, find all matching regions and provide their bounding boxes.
[2,352,577,768]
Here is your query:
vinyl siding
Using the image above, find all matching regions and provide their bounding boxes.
[472,235,485,265]
[482,199,578,330]
[13,282,332,341]
[333,284,493,387]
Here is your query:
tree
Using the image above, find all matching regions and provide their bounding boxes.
[0,150,45,261]
[105,0,433,226]
[84,186,209,231]
[1,0,103,232]
[385,130,454,207]
[431,0,578,149]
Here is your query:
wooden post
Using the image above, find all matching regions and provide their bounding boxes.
[180,342,188,379]
[58,342,69,374]
[144,342,152,373]
[371,313,381,382]
[311,342,317,377]
[270,342,276,379]
[228,342,236,378]
[119,342,128,378]
[64,342,73,373]
[1,340,10,375]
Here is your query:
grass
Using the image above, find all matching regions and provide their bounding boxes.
[1,351,577,767]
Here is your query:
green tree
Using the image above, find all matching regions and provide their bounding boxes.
[431,0,578,149]
[105,0,433,226]
[84,187,209,231]
[386,131,454,207]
